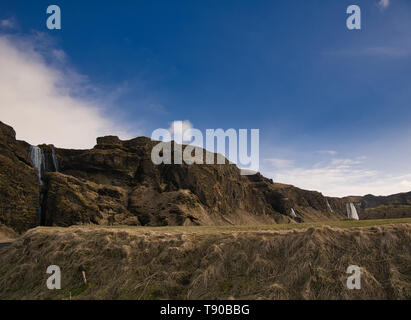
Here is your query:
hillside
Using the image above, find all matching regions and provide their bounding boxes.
[1,120,411,233]
[0,120,349,232]
[347,193,411,220]
[0,220,410,300]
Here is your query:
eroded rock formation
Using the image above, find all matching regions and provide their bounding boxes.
[1,121,410,232]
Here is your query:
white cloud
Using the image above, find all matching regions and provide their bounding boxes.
[0,18,17,30]
[316,150,337,156]
[262,156,411,197]
[329,158,362,167]
[0,33,139,149]
[167,120,194,143]
[378,0,390,10]
[263,158,294,169]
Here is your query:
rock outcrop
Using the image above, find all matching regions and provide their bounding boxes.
[0,121,39,233]
[46,135,351,228]
[1,120,410,232]
[349,193,411,220]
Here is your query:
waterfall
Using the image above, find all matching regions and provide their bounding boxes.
[37,193,44,219]
[350,203,359,220]
[346,202,359,220]
[51,148,59,172]
[29,145,45,184]
[29,145,59,226]
[29,145,46,225]
[326,199,333,212]
[290,208,297,218]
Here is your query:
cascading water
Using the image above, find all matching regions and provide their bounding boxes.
[326,199,333,212]
[29,145,45,184]
[290,208,297,218]
[51,148,59,172]
[346,202,359,220]
[350,203,359,220]
[29,145,60,225]
[30,145,45,222]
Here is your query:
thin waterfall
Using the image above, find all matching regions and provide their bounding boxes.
[346,202,359,220]
[290,208,297,218]
[29,145,45,184]
[326,199,333,212]
[38,193,44,220]
[350,203,359,220]
[51,148,59,172]
[29,145,49,225]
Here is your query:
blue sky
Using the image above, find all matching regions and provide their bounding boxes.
[0,0,411,196]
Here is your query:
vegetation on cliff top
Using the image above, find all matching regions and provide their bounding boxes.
[1,219,410,300]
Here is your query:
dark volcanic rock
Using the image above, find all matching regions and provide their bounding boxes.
[49,135,348,226]
[356,192,411,219]
[43,172,139,227]
[0,121,39,233]
[1,120,410,232]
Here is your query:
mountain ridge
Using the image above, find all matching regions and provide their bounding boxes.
[1,120,410,233]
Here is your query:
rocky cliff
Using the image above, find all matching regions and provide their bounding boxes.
[45,134,348,228]
[1,121,410,232]
[344,193,411,220]
[0,122,39,232]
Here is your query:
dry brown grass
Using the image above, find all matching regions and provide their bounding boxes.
[0,220,410,300]
[0,224,17,242]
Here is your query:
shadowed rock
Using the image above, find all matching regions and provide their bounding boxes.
[1,120,410,232]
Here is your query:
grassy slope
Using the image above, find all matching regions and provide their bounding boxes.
[0,218,410,300]
[108,217,411,234]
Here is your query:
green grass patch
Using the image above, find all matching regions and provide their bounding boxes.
[38,217,411,235]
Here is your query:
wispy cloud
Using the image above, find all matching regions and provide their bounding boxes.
[326,46,411,58]
[0,32,140,149]
[0,17,17,30]
[357,46,410,58]
[316,150,337,156]
[362,46,411,57]
[263,158,294,169]
[377,0,390,10]
[262,156,411,197]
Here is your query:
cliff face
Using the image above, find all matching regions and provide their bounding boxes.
[0,122,39,233]
[1,120,409,232]
[350,193,411,220]
[49,135,346,228]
